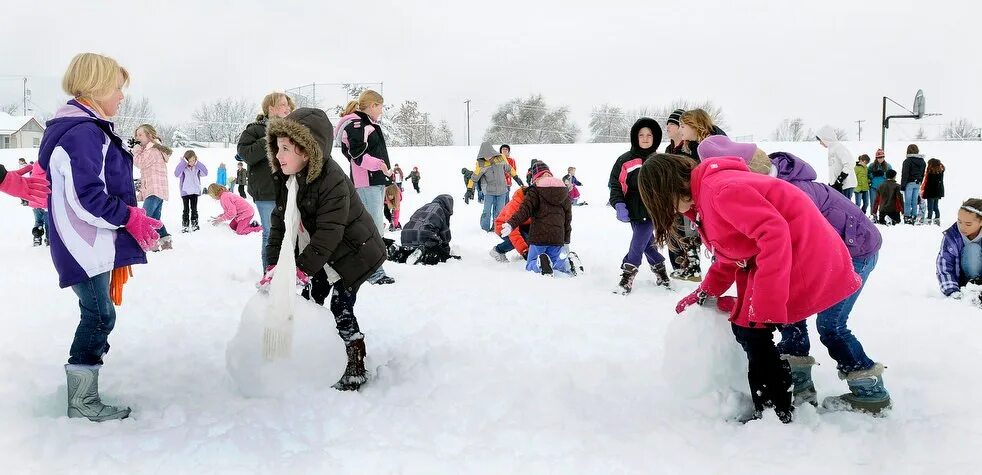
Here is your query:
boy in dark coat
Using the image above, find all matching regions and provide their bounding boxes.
[875,169,904,226]
[501,162,580,276]
[264,107,385,391]
[394,194,459,265]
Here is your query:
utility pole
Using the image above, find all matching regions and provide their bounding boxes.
[23,77,28,115]
[855,119,865,141]
[464,99,471,146]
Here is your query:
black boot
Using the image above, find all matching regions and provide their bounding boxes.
[333,338,367,391]
[733,325,794,423]
[616,263,639,295]
[32,226,43,247]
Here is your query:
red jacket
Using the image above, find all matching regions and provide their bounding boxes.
[494,187,531,257]
[504,157,518,187]
[686,157,861,328]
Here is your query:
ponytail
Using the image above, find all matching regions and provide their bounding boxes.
[341,90,384,116]
[341,100,360,116]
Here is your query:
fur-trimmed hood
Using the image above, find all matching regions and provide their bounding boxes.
[265,108,333,182]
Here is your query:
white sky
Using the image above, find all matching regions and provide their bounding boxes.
[1,0,977,144]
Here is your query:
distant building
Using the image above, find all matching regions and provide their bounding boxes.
[0,112,45,148]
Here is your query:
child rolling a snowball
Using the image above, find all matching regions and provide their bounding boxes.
[261,107,386,391]
[206,184,262,235]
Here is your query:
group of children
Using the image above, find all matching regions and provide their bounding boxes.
[852,145,945,226]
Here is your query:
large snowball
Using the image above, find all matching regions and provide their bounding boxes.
[226,292,348,398]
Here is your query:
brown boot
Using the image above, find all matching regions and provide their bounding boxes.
[333,338,367,391]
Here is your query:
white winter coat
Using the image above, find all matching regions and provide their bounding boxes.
[816,126,858,190]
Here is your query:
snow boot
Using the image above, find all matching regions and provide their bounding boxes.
[333,337,368,391]
[782,355,818,407]
[822,363,891,415]
[489,248,509,263]
[191,218,200,232]
[616,263,639,294]
[652,262,671,288]
[933,218,941,226]
[567,251,584,276]
[745,358,794,424]
[32,226,43,246]
[65,364,131,422]
[538,253,553,276]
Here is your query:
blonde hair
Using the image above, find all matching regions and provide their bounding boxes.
[207,184,227,199]
[61,53,130,100]
[680,109,715,142]
[341,90,384,116]
[135,123,159,141]
[260,92,296,119]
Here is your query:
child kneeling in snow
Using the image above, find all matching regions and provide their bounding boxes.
[937,198,982,303]
[207,184,262,235]
[391,194,460,265]
[263,107,386,391]
[501,161,581,276]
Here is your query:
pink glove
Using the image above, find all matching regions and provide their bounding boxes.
[0,171,50,209]
[716,296,737,314]
[257,265,311,290]
[124,206,163,251]
[296,268,311,287]
[675,289,709,314]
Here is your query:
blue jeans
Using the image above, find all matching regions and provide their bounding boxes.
[69,272,116,365]
[624,220,665,267]
[926,198,940,220]
[356,186,389,282]
[255,200,275,268]
[869,186,879,213]
[904,182,920,217]
[495,229,530,255]
[853,190,870,214]
[142,195,169,238]
[526,244,571,274]
[481,193,507,232]
[778,252,878,373]
[840,187,854,200]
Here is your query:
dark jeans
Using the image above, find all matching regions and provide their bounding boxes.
[926,198,940,220]
[411,180,420,193]
[237,183,247,198]
[301,269,362,341]
[181,194,199,226]
[143,195,170,237]
[623,220,665,267]
[494,228,530,255]
[69,272,116,365]
[840,187,854,199]
[732,323,792,414]
[778,252,878,373]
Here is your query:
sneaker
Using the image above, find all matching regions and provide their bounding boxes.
[538,254,553,275]
[489,248,509,262]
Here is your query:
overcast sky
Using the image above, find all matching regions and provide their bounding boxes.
[1,0,977,144]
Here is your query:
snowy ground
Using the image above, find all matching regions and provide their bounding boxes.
[1,141,980,474]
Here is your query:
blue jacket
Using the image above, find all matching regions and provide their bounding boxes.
[38,100,145,288]
[937,224,968,296]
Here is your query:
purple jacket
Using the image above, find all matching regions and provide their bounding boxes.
[175,159,208,196]
[770,152,882,259]
[38,100,145,288]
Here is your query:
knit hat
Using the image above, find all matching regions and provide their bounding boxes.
[697,135,772,174]
[667,109,685,126]
[529,161,551,183]
[477,142,497,160]
[875,149,885,159]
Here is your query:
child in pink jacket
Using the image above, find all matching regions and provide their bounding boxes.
[206,184,261,235]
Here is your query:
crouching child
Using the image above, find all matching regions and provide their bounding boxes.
[937,198,982,304]
[393,194,460,265]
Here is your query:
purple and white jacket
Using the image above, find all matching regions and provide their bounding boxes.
[38,100,145,288]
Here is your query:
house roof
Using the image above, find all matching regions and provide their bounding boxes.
[0,112,43,135]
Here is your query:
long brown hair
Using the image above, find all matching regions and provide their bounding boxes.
[680,109,715,142]
[927,158,944,174]
[637,153,698,248]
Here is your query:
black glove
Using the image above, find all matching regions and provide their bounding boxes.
[514,177,525,188]
[465,188,475,200]
[831,172,848,191]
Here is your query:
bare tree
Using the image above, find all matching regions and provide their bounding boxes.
[190,97,257,145]
[155,123,186,147]
[942,118,981,141]
[113,96,156,139]
[484,94,580,144]
[1,102,20,115]
[771,118,809,141]
[433,120,454,146]
[913,126,929,140]
[834,128,849,141]
[589,104,631,143]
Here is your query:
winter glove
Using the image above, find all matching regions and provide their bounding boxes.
[560,244,570,258]
[514,176,525,188]
[716,296,737,313]
[124,206,163,251]
[465,188,475,200]
[257,265,310,291]
[0,168,50,208]
[499,223,513,238]
[614,202,630,223]
[676,288,710,314]
[831,172,848,191]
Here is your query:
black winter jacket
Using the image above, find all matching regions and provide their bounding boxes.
[337,111,392,187]
[401,194,453,254]
[237,116,277,201]
[901,154,926,190]
[608,118,663,222]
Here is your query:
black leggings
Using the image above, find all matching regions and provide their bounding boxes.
[301,269,362,342]
[731,323,792,416]
[182,194,199,225]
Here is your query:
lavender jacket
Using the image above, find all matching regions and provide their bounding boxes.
[770,151,882,259]
[38,100,145,288]
[175,159,208,196]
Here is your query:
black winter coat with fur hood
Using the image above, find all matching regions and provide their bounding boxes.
[264,108,385,291]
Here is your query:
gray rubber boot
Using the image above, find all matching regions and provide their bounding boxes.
[781,355,818,407]
[65,364,131,422]
[822,363,892,415]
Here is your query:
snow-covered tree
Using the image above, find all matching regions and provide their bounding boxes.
[942,118,981,141]
[113,96,156,140]
[190,97,256,145]
[388,101,435,146]
[771,118,809,141]
[913,126,929,140]
[484,95,579,144]
[433,120,454,146]
[1,102,19,115]
[589,104,631,143]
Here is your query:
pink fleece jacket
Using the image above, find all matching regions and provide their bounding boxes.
[217,192,254,222]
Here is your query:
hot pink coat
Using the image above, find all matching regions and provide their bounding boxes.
[686,157,861,328]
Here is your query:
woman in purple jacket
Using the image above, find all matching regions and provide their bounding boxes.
[174,150,209,232]
[699,136,891,415]
[39,53,162,422]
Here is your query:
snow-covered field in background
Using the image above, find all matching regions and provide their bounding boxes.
[1,141,980,474]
